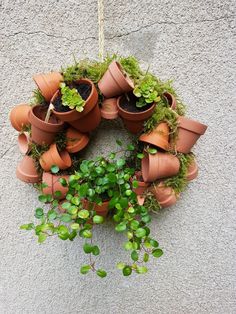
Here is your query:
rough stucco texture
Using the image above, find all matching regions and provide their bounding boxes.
[0,0,235,313]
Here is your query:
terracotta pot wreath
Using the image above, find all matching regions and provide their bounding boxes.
[10,55,207,278]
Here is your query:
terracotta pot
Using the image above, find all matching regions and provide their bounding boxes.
[16,156,40,183]
[186,159,198,181]
[142,152,180,182]
[42,172,69,200]
[100,98,118,119]
[137,195,145,206]
[131,171,150,196]
[98,61,134,98]
[9,104,31,131]
[117,96,155,134]
[175,116,207,153]
[33,72,63,102]
[150,182,178,208]
[163,92,176,110]
[52,79,101,132]
[82,199,109,217]
[28,105,64,145]
[66,127,89,153]
[139,122,170,151]
[18,133,31,154]
[39,143,72,171]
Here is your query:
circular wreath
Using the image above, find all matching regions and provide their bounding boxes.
[10,55,207,278]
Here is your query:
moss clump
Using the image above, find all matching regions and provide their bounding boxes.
[30,89,47,106]
[143,192,161,212]
[54,130,67,152]
[163,153,195,193]
[29,143,49,173]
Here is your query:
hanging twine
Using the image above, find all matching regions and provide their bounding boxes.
[97,0,104,61]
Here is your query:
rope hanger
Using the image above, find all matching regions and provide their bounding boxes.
[97,0,104,61]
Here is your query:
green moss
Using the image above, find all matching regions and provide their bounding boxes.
[163,153,195,193]
[143,192,161,212]
[119,56,143,83]
[54,130,67,152]
[30,89,47,106]
[29,142,49,173]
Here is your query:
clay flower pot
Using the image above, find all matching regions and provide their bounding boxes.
[137,195,145,206]
[150,182,178,208]
[33,72,63,102]
[163,92,176,110]
[39,143,72,171]
[52,79,101,132]
[98,61,134,98]
[18,133,31,154]
[117,95,155,134]
[100,98,118,119]
[42,172,69,200]
[82,199,109,217]
[28,105,64,145]
[16,156,40,183]
[139,122,170,151]
[131,171,150,196]
[9,104,31,131]
[175,116,207,153]
[142,152,180,182]
[66,127,89,153]
[186,159,198,181]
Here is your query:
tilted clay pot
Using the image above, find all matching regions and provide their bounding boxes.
[18,133,31,154]
[117,96,155,134]
[150,182,178,208]
[163,92,176,110]
[16,156,40,183]
[137,195,145,206]
[28,105,64,145]
[33,72,63,102]
[52,79,101,132]
[131,171,150,196]
[39,143,72,171]
[82,199,109,217]
[175,116,207,153]
[98,61,134,98]
[142,152,180,182]
[186,159,198,181]
[9,104,31,131]
[42,172,69,200]
[100,98,118,119]
[139,122,170,151]
[66,127,89,153]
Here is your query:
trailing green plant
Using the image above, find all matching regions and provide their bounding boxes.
[21,144,163,278]
[163,153,194,193]
[30,89,46,106]
[60,83,85,112]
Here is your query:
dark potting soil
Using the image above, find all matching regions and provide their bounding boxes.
[53,83,92,113]
[119,92,153,113]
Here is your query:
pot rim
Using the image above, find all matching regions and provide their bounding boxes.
[117,96,155,121]
[178,116,207,135]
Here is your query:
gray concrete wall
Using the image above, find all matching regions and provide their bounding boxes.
[0,0,235,313]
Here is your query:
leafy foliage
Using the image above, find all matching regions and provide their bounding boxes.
[60,83,85,112]
[30,89,46,106]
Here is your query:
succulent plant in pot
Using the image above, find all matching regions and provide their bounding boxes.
[52,79,101,132]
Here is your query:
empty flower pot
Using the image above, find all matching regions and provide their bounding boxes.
[100,98,118,119]
[9,104,31,131]
[175,116,207,153]
[42,172,69,200]
[150,182,178,208]
[186,159,198,181]
[98,61,134,98]
[16,156,40,183]
[163,92,176,110]
[28,105,64,145]
[52,78,101,132]
[18,133,31,154]
[139,122,170,151]
[117,95,155,134]
[33,72,63,102]
[39,143,72,171]
[142,152,180,182]
[131,171,150,196]
[82,199,109,217]
[66,127,89,153]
